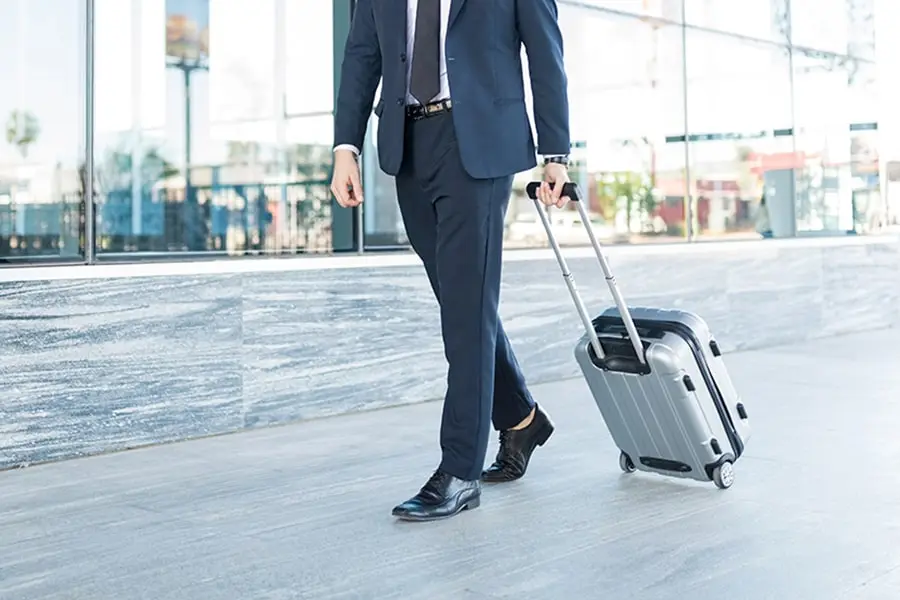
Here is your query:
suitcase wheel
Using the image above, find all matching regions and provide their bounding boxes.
[712,461,735,490]
[618,451,636,474]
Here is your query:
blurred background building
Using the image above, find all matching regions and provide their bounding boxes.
[0,0,898,265]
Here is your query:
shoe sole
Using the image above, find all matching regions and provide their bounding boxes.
[392,495,481,522]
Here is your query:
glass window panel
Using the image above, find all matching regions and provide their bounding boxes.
[684,30,793,238]
[208,0,276,123]
[847,0,877,60]
[508,6,688,246]
[790,0,850,53]
[360,75,410,249]
[684,0,790,43]
[0,0,85,262]
[363,4,688,250]
[792,48,860,233]
[875,0,900,227]
[846,62,881,232]
[571,0,683,21]
[284,0,334,116]
[361,106,408,249]
[94,0,334,255]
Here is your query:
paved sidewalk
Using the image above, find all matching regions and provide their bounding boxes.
[1,329,899,600]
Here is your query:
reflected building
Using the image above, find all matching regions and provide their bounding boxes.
[362,0,894,247]
[0,0,897,264]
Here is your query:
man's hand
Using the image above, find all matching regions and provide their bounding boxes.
[331,149,364,208]
[537,161,571,209]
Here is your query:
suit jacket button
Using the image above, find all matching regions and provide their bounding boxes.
[400,53,407,62]
[397,99,404,105]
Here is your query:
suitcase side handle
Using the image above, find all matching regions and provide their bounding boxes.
[526,181,646,365]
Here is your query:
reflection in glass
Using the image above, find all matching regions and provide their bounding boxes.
[580,0,683,21]
[0,0,85,262]
[506,7,687,248]
[684,31,793,238]
[362,87,409,249]
[847,63,882,232]
[683,0,789,43]
[790,0,851,53]
[93,0,335,255]
[792,48,879,234]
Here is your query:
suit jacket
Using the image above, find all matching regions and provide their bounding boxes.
[333,0,570,179]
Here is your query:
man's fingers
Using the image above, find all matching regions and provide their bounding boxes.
[331,162,364,208]
[330,181,347,208]
[556,181,568,208]
[332,178,353,208]
[551,182,564,207]
[348,170,364,206]
[540,181,553,206]
[550,178,563,199]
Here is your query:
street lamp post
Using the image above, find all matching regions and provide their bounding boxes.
[166,8,209,251]
[166,56,208,251]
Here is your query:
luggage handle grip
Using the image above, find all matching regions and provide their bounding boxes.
[526,181,646,365]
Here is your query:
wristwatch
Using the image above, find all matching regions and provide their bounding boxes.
[543,155,570,167]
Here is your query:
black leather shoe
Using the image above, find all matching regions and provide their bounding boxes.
[481,405,554,483]
[391,469,481,522]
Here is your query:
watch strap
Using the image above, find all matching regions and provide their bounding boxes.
[543,155,570,166]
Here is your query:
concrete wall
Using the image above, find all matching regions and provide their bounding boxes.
[1,235,898,469]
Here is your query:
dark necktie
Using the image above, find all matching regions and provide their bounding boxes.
[410,0,441,104]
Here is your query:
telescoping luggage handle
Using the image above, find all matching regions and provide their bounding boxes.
[525,182,646,365]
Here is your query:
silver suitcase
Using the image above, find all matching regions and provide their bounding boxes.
[526,182,751,489]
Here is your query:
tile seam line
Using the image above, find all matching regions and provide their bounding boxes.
[0,325,892,474]
[0,236,894,282]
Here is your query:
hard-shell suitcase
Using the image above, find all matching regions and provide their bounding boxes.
[525,182,751,489]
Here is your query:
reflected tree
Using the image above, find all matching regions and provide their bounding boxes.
[596,170,657,234]
[221,139,333,251]
[287,143,333,180]
[226,140,261,165]
[285,142,334,248]
[91,143,179,249]
[5,110,40,158]
[97,144,178,192]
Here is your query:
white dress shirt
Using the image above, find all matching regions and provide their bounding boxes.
[335,0,451,156]
[405,0,452,105]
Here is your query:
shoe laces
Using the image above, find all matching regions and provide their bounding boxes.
[494,429,526,472]
[424,469,450,491]
[495,430,517,464]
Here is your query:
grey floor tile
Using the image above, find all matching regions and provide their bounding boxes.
[1,328,898,599]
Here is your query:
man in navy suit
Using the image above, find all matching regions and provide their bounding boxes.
[332,0,572,521]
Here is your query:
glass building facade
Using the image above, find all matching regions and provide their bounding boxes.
[0,0,896,265]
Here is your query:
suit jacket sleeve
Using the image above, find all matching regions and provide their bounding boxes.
[333,0,383,151]
[515,0,570,156]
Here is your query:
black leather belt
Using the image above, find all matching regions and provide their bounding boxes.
[406,99,452,120]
